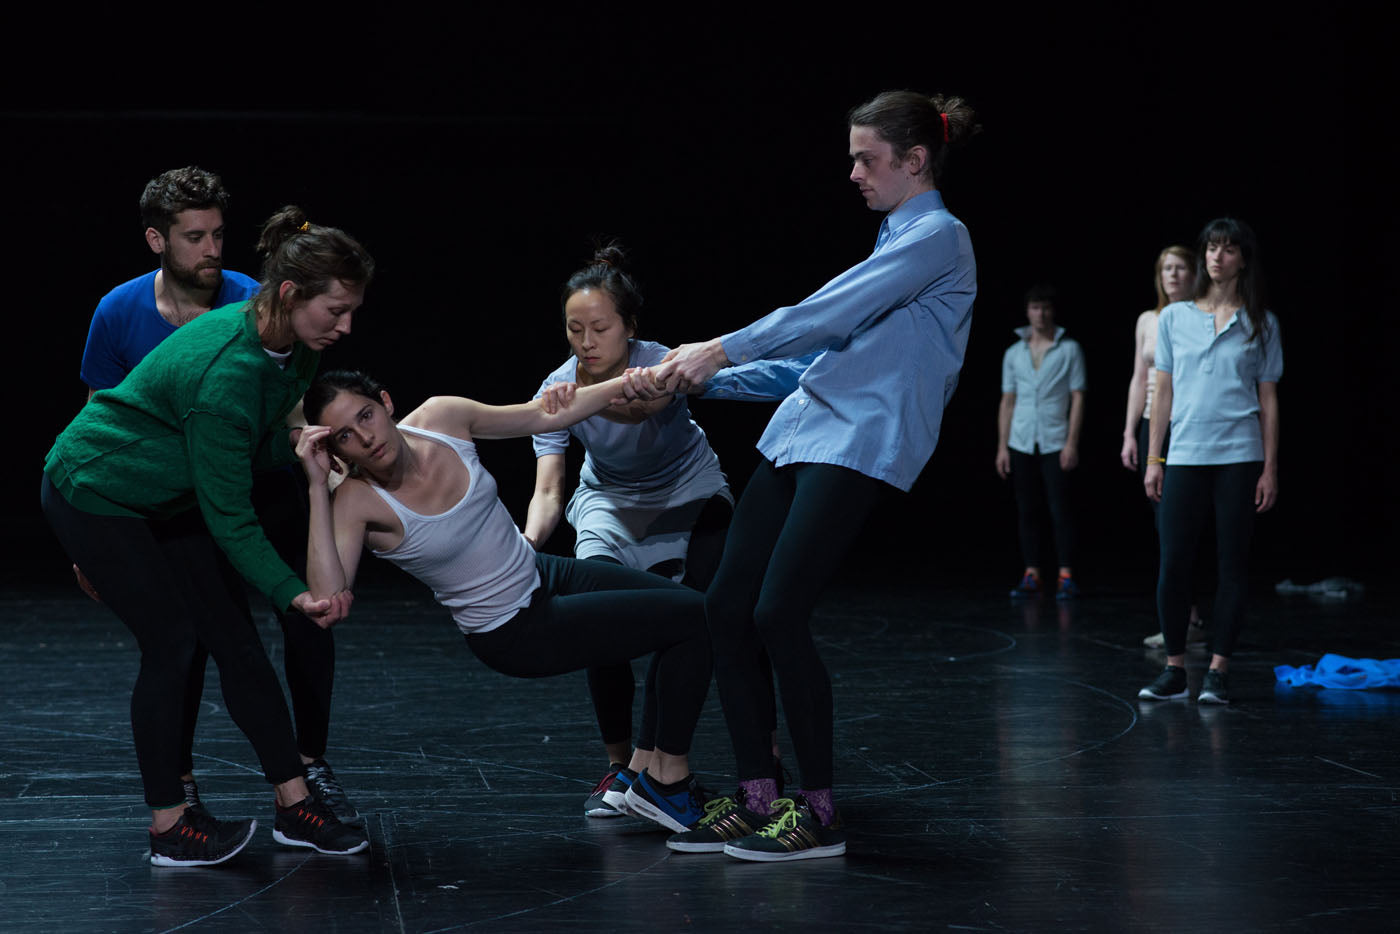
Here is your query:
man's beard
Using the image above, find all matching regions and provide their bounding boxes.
[164,250,222,292]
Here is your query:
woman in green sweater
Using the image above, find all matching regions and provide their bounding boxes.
[41,206,374,867]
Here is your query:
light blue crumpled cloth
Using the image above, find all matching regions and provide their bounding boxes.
[1274,654,1400,689]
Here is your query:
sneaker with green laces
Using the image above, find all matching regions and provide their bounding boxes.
[666,789,768,853]
[722,795,846,862]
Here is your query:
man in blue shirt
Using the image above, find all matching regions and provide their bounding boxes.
[996,285,1087,600]
[77,167,359,828]
[634,91,979,862]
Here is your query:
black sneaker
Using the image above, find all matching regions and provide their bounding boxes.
[304,758,363,827]
[273,795,369,855]
[1198,669,1230,705]
[1138,665,1189,701]
[149,808,256,868]
[667,790,768,853]
[584,764,629,818]
[723,796,846,862]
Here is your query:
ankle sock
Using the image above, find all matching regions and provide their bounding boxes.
[650,772,693,795]
[741,778,779,814]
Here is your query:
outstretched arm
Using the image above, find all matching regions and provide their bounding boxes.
[408,374,629,440]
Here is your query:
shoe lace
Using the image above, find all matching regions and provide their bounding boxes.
[590,768,622,796]
[755,798,800,838]
[291,794,337,827]
[306,762,349,808]
[695,795,739,827]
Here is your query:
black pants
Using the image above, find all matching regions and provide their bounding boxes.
[168,468,335,774]
[1157,463,1261,656]
[585,493,734,749]
[706,460,886,790]
[251,466,336,759]
[1010,448,1075,570]
[41,476,304,808]
[466,553,711,756]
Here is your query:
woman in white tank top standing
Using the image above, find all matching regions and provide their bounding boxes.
[1122,245,1204,648]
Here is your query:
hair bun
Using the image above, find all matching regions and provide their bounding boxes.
[591,242,628,270]
[256,205,310,257]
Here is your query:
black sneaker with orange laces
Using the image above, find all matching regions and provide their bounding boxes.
[149,808,256,867]
[272,795,369,855]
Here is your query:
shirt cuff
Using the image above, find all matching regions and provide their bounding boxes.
[720,332,756,365]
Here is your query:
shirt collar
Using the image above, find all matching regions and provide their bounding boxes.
[1014,325,1066,344]
[884,189,946,233]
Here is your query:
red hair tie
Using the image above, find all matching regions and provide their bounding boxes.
[940,112,949,143]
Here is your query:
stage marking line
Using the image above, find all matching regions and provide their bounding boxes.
[843,675,1139,801]
[157,856,311,934]
[422,851,673,931]
[1314,756,1383,780]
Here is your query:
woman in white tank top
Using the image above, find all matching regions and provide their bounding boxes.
[1121,246,1204,648]
[295,370,719,837]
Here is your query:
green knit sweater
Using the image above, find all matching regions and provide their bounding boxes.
[45,302,316,610]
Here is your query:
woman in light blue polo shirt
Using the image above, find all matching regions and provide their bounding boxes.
[1138,218,1282,705]
[996,284,1087,599]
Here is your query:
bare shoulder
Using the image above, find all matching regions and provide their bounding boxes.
[400,395,478,441]
[332,476,387,522]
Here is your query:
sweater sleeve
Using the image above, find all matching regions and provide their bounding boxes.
[184,407,306,609]
[251,422,298,472]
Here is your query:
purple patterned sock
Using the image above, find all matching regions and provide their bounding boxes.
[740,778,779,815]
[801,788,835,825]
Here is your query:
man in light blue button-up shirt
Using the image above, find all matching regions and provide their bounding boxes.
[995,287,1086,599]
[640,91,979,861]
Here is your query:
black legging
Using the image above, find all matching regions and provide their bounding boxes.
[253,466,337,758]
[1157,462,1260,656]
[706,460,886,790]
[41,476,305,808]
[584,493,734,749]
[465,553,711,755]
[170,467,337,774]
[1010,448,1075,569]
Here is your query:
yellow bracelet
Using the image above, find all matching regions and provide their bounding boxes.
[1147,456,1166,465]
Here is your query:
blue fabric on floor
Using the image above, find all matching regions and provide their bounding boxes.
[1274,654,1400,689]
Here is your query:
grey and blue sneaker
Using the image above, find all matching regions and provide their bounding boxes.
[624,769,706,833]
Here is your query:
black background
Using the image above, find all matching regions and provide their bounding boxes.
[6,10,1389,592]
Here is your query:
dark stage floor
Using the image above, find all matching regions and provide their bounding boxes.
[1,571,1395,932]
